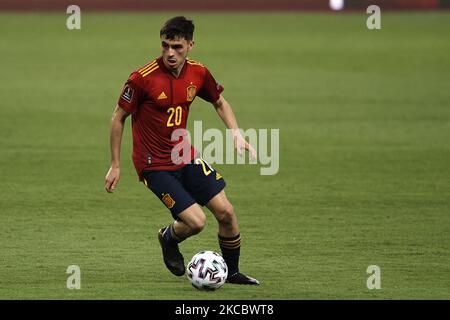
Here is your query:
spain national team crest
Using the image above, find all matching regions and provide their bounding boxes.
[162,193,175,209]
[187,83,197,102]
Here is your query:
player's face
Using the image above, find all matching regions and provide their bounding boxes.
[161,36,193,71]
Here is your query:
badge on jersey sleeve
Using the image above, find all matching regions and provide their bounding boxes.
[121,84,134,103]
[186,83,197,102]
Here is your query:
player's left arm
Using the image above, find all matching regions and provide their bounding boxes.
[213,94,256,159]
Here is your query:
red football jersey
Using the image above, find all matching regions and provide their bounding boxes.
[117,56,224,179]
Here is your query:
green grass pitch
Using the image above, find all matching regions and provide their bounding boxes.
[0,12,449,299]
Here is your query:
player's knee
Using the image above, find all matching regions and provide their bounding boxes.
[189,214,206,234]
[215,203,235,225]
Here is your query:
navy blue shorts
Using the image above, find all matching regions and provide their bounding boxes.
[142,157,226,220]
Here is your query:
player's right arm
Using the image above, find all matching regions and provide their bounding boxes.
[105,105,130,193]
[105,71,144,192]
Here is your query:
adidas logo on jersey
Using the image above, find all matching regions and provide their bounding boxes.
[158,92,168,100]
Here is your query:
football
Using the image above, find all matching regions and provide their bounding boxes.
[187,251,228,291]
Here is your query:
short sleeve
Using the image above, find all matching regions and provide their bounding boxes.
[197,67,224,103]
[117,72,145,114]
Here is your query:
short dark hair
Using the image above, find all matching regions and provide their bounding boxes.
[160,16,195,41]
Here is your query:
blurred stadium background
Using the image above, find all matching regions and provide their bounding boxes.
[1,0,450,10]
[0,0,450,11]
[1,0,449,299]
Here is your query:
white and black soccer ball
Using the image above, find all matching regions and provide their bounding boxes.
[187,251,228,291]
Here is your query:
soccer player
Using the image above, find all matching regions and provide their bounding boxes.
[104,16,259,285]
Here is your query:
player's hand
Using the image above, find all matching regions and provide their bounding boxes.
[233,131,257,161]
[105,166,120,193]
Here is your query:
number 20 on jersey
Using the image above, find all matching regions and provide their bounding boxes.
[167,106,182,127]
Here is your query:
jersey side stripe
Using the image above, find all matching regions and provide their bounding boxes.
[141,65,159,77]
[138,61,157,74]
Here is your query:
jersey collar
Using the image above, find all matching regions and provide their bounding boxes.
[157,56,188,79]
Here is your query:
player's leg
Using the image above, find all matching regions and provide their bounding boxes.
[171,203,206,239]
[205,190,240,274]
[157,203,206,276]
[142,170,204,276]
[181,157,259,285]
[205,189,238,237]
[206,191,259,285]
